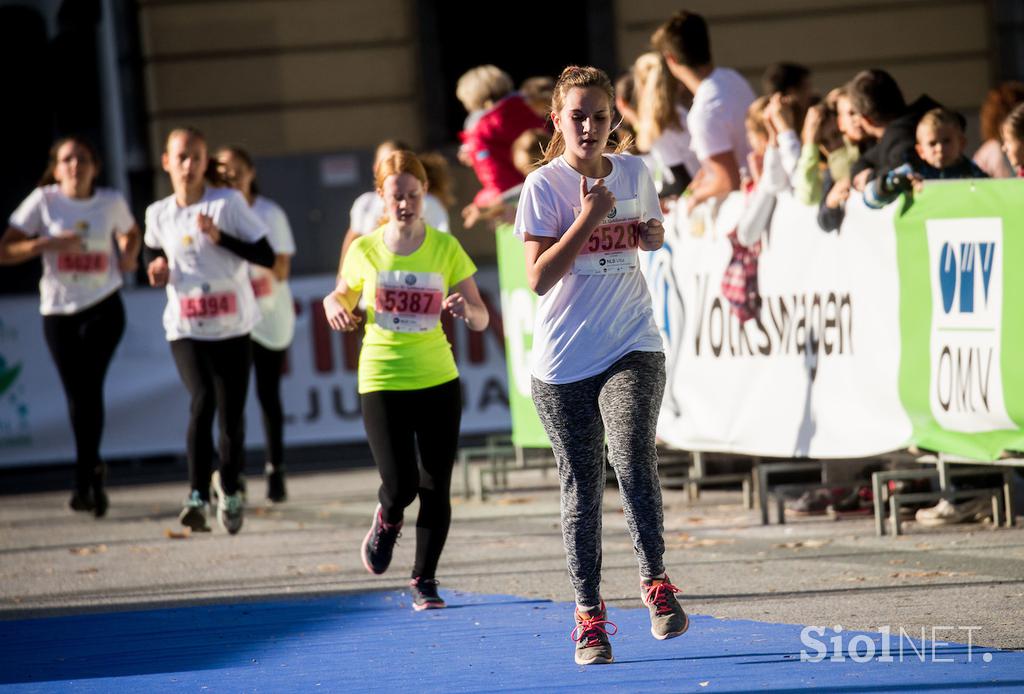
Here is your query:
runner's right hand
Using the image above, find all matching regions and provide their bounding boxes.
[46,232,83,253]
[323,293,362,332]
[580,176,615,222]
[147,256,169,287]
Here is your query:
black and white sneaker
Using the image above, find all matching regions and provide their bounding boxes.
[179,490,211,532]
[266,463,287,503]
[360,504,402,574]
[212,471,244,535]
[410,577,446,611]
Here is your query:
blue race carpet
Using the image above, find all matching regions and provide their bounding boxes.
[1,589,1021,692]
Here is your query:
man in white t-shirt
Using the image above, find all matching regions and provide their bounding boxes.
[652,10,755,211]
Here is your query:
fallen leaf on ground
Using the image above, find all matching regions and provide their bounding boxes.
[496,497,531,505]
[774,539,831,550]
[890,570,959,579]
[77,567,98,574]
[69,545,107,556]
[163,528,191,539]
[670,538,737,549]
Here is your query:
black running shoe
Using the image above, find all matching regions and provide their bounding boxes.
[360,504,402,575]
[410,577,446,611]
[69,490,95,513]
[91,470,108,518]
[266,464,287,503]
[179,490,211,532]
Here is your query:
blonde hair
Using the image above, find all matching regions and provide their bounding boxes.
[456,65,514,113]
[745,96,770,142]
[541,65,631,165]
[374,150,428,191]
[917,107,964,136]
[633,52,683,152]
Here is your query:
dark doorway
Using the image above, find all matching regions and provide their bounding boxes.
[416,0,616,147]
[0,6,51,294]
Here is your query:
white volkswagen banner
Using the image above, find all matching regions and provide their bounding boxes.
[643,192,911,458]
[0,270,511,468]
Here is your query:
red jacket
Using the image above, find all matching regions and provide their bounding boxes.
[460,94,545,207]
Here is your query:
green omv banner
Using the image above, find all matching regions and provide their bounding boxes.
[495,222,550,449]
[894,180,1024,460]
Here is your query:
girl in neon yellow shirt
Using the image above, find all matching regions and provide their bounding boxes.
[323,151,488,611]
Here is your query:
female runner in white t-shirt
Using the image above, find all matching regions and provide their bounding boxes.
[215,145,296,503]
[1,136,140,517]
[513,66,687,665]
[144,128,274,534]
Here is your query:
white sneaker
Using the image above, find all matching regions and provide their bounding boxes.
[212,471,245,535]
[916,496,992,526]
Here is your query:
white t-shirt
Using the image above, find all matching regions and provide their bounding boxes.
[249,196,296,350]
[144,187,269,342]
[9,185,135,316]
[348,191,449,235]
[651,105,701,177]
[513,153,664,384]
[687,67,756,174]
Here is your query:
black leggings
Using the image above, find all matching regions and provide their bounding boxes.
[252,341,286,468]
[170,336,252,499]
[361,378,461,580]
[42,292,125,493]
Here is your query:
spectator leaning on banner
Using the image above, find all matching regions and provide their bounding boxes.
[846,68,941,193]
[652,10,756,212]
[863,107,987,209]
[818,86,873,232]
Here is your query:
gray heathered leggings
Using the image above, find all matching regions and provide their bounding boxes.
[531,350,667,607]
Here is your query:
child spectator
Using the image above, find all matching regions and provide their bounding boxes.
[761,92,802,192]
[864,107,987,209]
[975,82,1024,178]
[744,96,770,186]
[762,62,815,129]
[651,10,755,211]
[818,87,873,231]
[1001,103,1024,177]
[456,65,546,226]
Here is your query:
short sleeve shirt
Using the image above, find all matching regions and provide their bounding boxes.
[687,68,756,173]
[341,226,476,393]
[249,196,296,350]
[9,185,135,315]
[144,187,269,341]
[513,153,664,384]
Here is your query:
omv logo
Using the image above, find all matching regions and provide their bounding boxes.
[938,241,995,314]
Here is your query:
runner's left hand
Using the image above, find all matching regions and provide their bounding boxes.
[443,292,469,322]
[638,218,664,251]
